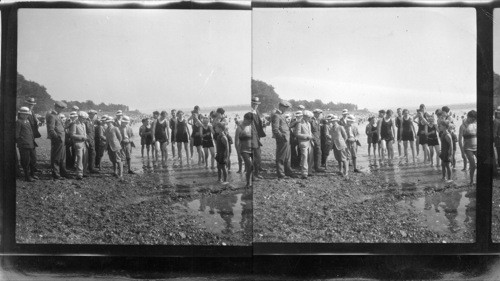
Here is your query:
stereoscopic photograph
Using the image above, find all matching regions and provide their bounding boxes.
[252,8,477,243]
[15,8,252,245]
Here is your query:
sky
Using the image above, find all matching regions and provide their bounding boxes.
[253,8,476,112]
[18,9,251,113]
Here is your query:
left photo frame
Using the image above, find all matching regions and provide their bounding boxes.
[2,2,252,255]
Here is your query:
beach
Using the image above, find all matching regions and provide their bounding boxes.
[254,120,476,243]
[16,110,252,245]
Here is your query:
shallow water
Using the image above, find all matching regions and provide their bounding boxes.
[397,190,476,237]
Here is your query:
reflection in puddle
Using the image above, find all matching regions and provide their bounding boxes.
[397,190,476,236]
[175,191,253,235]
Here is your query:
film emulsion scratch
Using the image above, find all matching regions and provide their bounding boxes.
[252,8,477,243]
[13,8,252,246]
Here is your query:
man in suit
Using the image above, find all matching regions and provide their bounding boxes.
[289,111,303,168]
[295,110,314,179]
[271,100,293,179]
[311,109,325,172]
[251,97,266,179]
[46,101,68,180]
[24,97,41,172]
[86,109,98,173]
[71,111,89,180]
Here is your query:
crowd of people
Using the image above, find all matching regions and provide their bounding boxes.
[16,97,266,188]
[267,100,477,185]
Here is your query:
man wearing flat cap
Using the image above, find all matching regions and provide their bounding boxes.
[46,101,69,180]
[85,110,98,173]
[271,100,293,179]
[24,97,41,171]
[251,96,266,178]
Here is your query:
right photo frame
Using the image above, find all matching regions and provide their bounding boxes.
[252,8,477,243]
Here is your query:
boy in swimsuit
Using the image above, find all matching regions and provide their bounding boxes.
[214,122,229,184]
[176,110,191,167]
[439,121,453,183]
[377,109,396,161]
[139,118,152,158]
[201,116,216,169]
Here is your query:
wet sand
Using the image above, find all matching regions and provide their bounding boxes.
[254,122,475,243]
[16,118,252,245]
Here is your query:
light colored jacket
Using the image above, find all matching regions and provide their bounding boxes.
[70,120,87,147]
[294,120,312,143]
[330,124,347,150]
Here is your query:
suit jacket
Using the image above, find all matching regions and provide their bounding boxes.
[28,111,41,139]
[46,110,65,142]
[70,120,87,146]
[345,125,359,143]
[84,119,95,145]
[310,117,321,144]
[16,119,35,149]
[252,110,266,139]
[271,111,290,142]
[105,126,122,152]
[295,120,313,143]
[330,124,347,151]
[119,125,134,145]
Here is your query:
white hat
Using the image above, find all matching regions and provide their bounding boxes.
[116,110,123,116]
[78,111,89,118]
[303,110,313,118]
[313,109,323,114]
[294,111,303,117]
[331,115,340,122]
[122,116,130,123]
[18,107,30,114]
[346,114,356,122]
[69,111,77,118]
[298,105,305,110]
[325,113,334,120]
[342,109,349,115]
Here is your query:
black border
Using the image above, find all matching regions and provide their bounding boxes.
[1,1,252,257]
[0,0,498,256]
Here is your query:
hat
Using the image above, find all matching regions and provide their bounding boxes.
[325,113,334,120]
[279,100,292,108]
[78,111,89,118]
[303,110,313,118]
[251,96,261,104]
[69,111,77,118]
[294,111,303,117]
[25,97,36,105]
[298,105,305,110]
[18,107,30,114]
[116,110,123,116]
[331,115,340,122]
[496,106,500,113]
[342,109,348,115]
[122,116,130,123]
[88,109,97,114]
[58,113,66,119]
[313,109,323,114]
[71,105,79,111]
[100,116,108,122]
[55,101,67,109]
[346,114,356,122]
[106,116,114,123]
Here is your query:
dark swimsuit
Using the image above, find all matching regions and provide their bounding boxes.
[427,125,439,146]
[202,126,214,148]
[401,117,414,141]
[380,118,394,142]
[176,119,189,143]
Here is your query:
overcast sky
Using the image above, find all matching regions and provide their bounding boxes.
[18,9,250,113]
[253,8,476,111]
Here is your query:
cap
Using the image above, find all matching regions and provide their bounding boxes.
[116,110,123,116]
[346,114,356,122]
[55,101,67,109]
[294,111,303,117]
[88,109,97,114]
[69,111,77,118]
[18,107,30,114]
[342,109,348,115]
[303,110,313,118]
[58,113,66,119]
[122,116,130,123]
[25,97,36,105]
[313,109,323,114]
[279,100,292,108]
[78,111,89,118]
[251,96,261,104]
[298,105,305,110]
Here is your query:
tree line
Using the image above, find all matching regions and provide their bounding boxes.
[16,73,135,114]
[251,79,361,113]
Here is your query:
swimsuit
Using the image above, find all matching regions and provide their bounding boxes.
[202,126,214,148]
[401,117,414,141]
[380,118,393,142]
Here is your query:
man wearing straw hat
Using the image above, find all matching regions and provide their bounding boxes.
[86,109,98,174]
[251,96,266,178]
[295,110,314,179]
[290,110,303,168]
[16,107,38,182]
[71,111,90,180]
[24,97,41,171]
[46,101,69,180]
[271,100,293,179]
[120,116,135,174]
[311,109,325,173]
[114,110,124,127]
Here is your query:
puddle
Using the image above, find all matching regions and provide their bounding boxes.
[175,191,253,235]
[397,190,476,236]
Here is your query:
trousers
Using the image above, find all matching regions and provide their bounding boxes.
[299,141,313,176]
[275,138,292,177]
[74,142,88,177]
[51,138,67,177]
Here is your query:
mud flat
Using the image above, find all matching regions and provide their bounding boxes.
[16,124,252,245]
[254,131,475,243]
